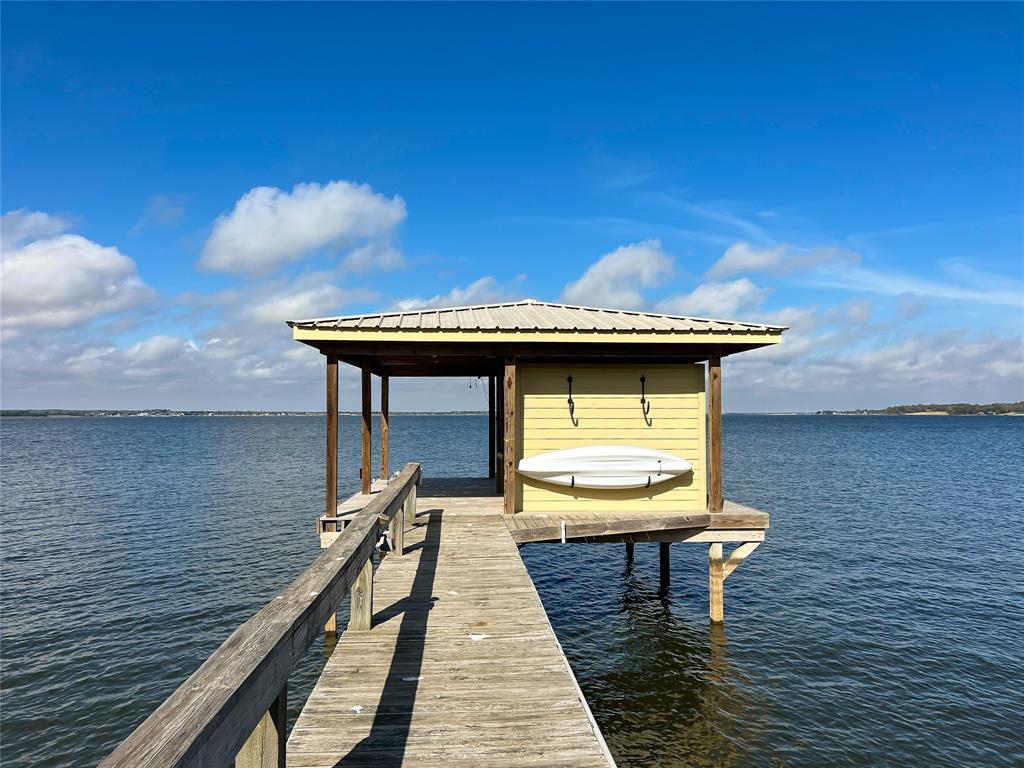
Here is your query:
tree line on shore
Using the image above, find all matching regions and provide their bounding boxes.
[816,402,1023,415]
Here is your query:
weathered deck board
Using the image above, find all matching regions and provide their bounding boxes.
[288,481,613,768]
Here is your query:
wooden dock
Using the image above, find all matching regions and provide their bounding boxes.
[290,478,614,767]
[100,468,768,768]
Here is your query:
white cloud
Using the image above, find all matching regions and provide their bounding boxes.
[561,239,673,309]
[708,241,860,278]
[342,242,405,273]
[239,273,377,325]
[656,278,770,318]
[200,180,406,276]
[395,276,521,311]
[1,217,156,331]
[1,209,71,250]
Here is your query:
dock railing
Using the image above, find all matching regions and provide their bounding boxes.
[99,462,422,768]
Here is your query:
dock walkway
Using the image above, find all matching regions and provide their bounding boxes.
[288,478,614,768]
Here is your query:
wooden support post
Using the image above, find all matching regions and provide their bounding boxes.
[709,542,724,623]
[235,683,286,768]
[349,557,373,632]
[361,365,372,495]
[625,542,634,561]
[659,543,670,589]
[404,483,417,528]
[496,371,505,495]
[503,360,517,515]
[380,374,389,480]
[324,356,339,637]
[325,356,338,526]
[488,375,496,478]
[708,355,723,514]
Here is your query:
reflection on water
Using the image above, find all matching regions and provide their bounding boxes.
[586,552,758,767]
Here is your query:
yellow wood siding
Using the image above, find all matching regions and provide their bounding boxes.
[517,363,706,514]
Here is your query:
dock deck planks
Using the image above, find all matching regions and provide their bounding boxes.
[288,480,614,768]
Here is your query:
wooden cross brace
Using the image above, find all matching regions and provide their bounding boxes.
[722,541,761,580]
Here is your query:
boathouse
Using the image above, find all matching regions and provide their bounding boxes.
[101,300,785,768]
[292,299,783,590]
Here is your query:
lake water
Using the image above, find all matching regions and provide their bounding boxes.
[1,415,1022,767]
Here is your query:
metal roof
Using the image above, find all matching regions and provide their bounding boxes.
[287,300,787,335]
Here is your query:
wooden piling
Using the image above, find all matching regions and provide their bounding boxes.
[659,542,670,588]
[496,371,505,495]
[361,366,372,495]
[708,355,723,514]
[380,374,389,480]
[488,375,496,478]
[325,356,338,525]
[625,542,634,561]
[709,542,724,622]
[324,357,339,635]
[503,360,517,515]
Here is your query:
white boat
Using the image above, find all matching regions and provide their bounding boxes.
[517,445,693,489]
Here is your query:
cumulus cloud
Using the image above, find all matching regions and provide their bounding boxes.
[708,241,860,278]
[1,212,156,331]
[395,276,521,311]
[561,239,673,309]
[656,278,770,318]
[200,180,406,276]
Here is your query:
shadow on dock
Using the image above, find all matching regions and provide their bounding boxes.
[333,509,444,767]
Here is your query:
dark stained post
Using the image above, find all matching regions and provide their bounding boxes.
[625,542,634,561]
[496,370,505,495]
[326,356,338,526]
[708,355,723,514]
[361,365,372,495]
[503,360,517,515]
[324,356,340,635]
[380,374,390,480]
[488,375,496,478]
[659,543,671,590]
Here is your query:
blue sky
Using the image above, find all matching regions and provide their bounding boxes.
[2,2,1022,411]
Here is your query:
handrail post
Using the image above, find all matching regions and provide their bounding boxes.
[349,557,374,631]
[404,483,417,528]
[390,505,404,557]
[235,683,286,768]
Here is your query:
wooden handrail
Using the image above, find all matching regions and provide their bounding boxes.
[99,463,422,768]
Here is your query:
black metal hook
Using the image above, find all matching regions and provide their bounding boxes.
[640,375,652,426]
[567,375,579,426]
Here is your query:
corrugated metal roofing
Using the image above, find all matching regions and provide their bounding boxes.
[288,299,787,334]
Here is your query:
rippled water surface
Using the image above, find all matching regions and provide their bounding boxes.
[2,415,1022,767]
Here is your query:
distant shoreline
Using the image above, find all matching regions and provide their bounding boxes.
[3,408,1022,418]
[0,410,489,418]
